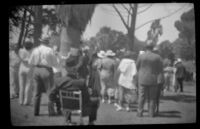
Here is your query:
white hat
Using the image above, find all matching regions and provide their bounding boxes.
[139,51,145,55]
[177,58,182,62]
[83,46,89,50]
[97,50,106,58]
[106,50,116,56]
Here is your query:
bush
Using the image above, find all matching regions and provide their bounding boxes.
[182,60,195,73]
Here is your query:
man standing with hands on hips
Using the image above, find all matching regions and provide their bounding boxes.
[28,37,60,116]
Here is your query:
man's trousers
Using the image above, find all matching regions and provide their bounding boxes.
[32,65,54,115]
[137,84,158,117]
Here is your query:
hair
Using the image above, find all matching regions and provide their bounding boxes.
[123,51,137,60]
[145,44,154,51]
[40,38,50,45]
[24,41,33,50]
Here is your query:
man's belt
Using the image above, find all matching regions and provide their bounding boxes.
[36,64,52,69]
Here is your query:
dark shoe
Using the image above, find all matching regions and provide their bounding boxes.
[34,113,39,116]
[148,113,155,117]
[89,122,95,125]
[137,112,143,117]
[48,102,56,116]
[57,110,62,115]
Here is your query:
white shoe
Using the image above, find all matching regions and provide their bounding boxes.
[114,103,119,107]
[116,106,123,111]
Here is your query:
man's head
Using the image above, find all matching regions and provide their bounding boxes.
[106,50,116,58]
[97,50,106,58]
[145,40,155,51]
[24,41,33,50]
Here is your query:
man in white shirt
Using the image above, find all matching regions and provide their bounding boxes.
[116,52,137,111]
[28,38,60,116]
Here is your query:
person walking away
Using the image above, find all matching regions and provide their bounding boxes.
[116,52,137,111]
[136,40,163,117]
[99,50,116,104]
[28,38,60,116]
[9,44,20,99]
[18,41,33,105]
[174,58,186,92]
[77,49,90,80]
[163,65,173,92]
[87,52,101,125]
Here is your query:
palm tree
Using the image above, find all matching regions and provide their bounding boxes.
[55,4,96,57]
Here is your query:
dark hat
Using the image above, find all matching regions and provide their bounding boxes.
[39,38,50,45]
[24,41,33,50]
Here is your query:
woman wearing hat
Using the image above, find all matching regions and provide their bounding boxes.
[98,50,116,103]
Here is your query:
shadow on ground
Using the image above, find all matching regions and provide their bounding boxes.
[160,94,196,103]
[156,110,181,118]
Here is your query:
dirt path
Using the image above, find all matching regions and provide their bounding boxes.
[10,83,196,125]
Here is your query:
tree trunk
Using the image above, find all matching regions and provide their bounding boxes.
[17,9,27,52]
[23,14,31,44]
[128,4,138,51]
[59,26,81,57]
[33,6,42,47]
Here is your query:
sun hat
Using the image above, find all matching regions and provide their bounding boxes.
[106,50,116,56]
[139,51,145,55]
[97,50,106,58]
[39,37,50,45]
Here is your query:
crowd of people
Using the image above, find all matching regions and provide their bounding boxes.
[9,38,188,125]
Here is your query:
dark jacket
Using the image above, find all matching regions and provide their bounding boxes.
[175,63,186,79]
[136,51,163,86]
[77,54,89,78]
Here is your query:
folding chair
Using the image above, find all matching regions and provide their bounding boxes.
[59,89,83,125]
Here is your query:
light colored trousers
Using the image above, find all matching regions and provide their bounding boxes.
[18,62,32,105]
[99,70,115,99]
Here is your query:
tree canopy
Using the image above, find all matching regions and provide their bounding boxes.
[174,8,195,60]
[174,8,195,45]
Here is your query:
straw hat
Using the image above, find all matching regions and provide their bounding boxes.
[97,50,106,58]
[139,51,145,55]
[106,50,116,57]
[39,37,50,45]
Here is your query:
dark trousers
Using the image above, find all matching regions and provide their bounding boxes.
[176,78,184,92]
[138,84,158,117]
[32,66,54,115]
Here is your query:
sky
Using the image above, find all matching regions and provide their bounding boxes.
[9,3,194,44]
[82,3,194,44]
